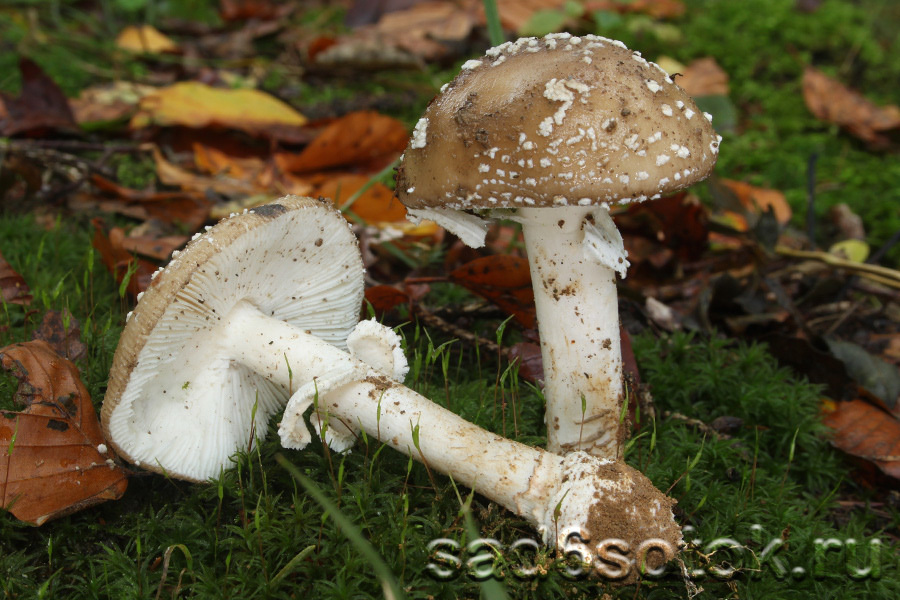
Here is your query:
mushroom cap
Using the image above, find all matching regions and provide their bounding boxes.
[101,196,365,482]
[396,33,720,210]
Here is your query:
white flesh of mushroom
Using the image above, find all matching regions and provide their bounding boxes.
[514,205,628,458]
[264,319,680,571]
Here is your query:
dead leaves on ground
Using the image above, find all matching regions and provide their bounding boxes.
[803,66,900,149]
[1,341,128,525]
[0,252,32,306]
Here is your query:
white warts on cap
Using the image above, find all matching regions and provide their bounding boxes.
[411,117,428,149]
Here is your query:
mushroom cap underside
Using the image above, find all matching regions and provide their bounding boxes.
[397,33,720,211]
[101,196,365,481]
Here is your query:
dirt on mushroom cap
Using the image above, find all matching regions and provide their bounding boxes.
[397,33,720,211]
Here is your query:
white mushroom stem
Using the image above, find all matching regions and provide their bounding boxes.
[222,300,679,566]
[516,206,627,459]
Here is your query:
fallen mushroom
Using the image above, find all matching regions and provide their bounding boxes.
[101,196,365,482]
[276,319,681,582]
[396,33,720,458]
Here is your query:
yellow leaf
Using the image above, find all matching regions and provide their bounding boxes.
[130,82,307,139]
[116,25,179,54]
[829,239,870,263]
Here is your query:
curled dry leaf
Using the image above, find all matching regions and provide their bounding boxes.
[0,341,128,525]
[802,66,900,148]
[275,111,408,173]
[130,82,309,143]
[0,251,32,306]
[359,1,478,61]
[449,255,536,328]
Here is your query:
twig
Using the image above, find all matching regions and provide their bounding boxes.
[775,245,900,288]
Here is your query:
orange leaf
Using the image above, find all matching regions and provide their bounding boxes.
[316,174,407,223]
[718,179,792,225]
[0,251,31,306]
[822,398,900,480]
[0,341,128,525]
[450,255,536,328]
[275,111,408,173]
[802,67,900,148]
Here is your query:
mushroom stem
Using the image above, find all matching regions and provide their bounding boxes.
[517,206,625,459]
[224,301,680,571]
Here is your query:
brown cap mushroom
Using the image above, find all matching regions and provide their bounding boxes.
[396,33,720,458]
[101,196,365,481]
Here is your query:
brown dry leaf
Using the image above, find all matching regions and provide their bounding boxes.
[364,285,410,316]
[365,1,477,61]
[82,173,211,231]
[673,57,729,97]
[718,179,792,225]
[822,398,900,480]
[0,251,31,306]
[31,310,87,362]
[0,58,78,137]
[450,255,536,328]
[130,81,308,142]
[802,66,900,148]
[115,25,180,54]
[316,174,407,223]
[0,341,128,525]
[275,111,408,173]
[220,0,292,21]
[152,146,259,199]
[584,0,685,19]
[120,235,188,261]
[91,219,157,298]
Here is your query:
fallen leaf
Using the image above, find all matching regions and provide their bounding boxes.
[316,174,407,224]
[362,1,477,61]
[115,25,180,54]
[826,338,900,411]
[449,255,536,328]
[584,0,685,19]
[0,341,128,525]
[220,0,291,21]
[662,56,730,97]
[130,81,309,143]
[822,398,900,480]
[0,251,32,306]
[802,66,900,148]
[365,285,410,316]
[716,179,792,226]
[31,310,87,362]
[0,58,78,137]
[508,341,543,383]
[91,220,157,298]
[152,146,259,198]
[275,111,408,173]
[120,235,189,261]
